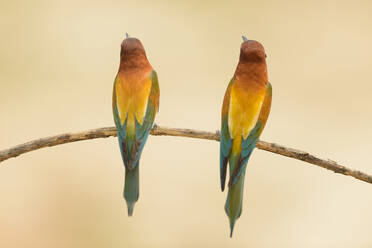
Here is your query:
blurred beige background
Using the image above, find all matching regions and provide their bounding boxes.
[1,0,372,247]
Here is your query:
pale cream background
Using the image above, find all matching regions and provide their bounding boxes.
[1,0,372,247]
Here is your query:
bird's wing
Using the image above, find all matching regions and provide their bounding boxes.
[220,78,234,191]
[113,70,159,169]
[113,75,126,138]
[228,82,272,187]
[134,70,159,164]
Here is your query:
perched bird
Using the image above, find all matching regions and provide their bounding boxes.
[112,33,159,216]
[220,36,272,237]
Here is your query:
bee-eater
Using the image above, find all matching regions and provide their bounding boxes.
[113,34,159,216]
[220,36,272,237]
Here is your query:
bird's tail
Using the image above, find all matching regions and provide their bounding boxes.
[224,151,246,237]
[124,162,139,216]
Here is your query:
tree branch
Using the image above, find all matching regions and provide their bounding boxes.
[0,125,371,185]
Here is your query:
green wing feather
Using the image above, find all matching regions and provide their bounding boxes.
[220,78,234,191]
[113,70,159,216]
[224,82,272,236]
[113,70,160,169]
[228,82,272,187]
[134,70,159,164]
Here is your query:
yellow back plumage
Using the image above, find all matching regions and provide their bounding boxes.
[114,75,152,127]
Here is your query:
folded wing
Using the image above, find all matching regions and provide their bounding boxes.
[113,70,160,169]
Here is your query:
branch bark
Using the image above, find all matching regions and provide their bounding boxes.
[0,124,371,184]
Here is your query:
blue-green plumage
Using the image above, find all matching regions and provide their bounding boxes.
[220,78,234,191]
[113,70,159,216]
[220,115,232,191]
[228,122,262,187]
[220,81,272,237]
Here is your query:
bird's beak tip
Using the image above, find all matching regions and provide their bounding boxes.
[242,35,248,42]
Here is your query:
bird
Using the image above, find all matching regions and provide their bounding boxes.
[220,36,272,237]
[112,33,160,216]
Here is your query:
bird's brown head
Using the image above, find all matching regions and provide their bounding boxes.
[120,37,146,57]
[119,34,150,71]
[239,37,266,63]
[235,36,268,83]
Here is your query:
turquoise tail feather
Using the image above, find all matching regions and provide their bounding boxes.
[124,162,139,216]
[225,154,246,237]
[225,171,245,237]
[229,218,236,238]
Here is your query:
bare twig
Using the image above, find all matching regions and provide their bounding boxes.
[0,125,371,184]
